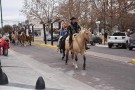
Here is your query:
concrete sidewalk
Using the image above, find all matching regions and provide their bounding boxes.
[0,49,97,90]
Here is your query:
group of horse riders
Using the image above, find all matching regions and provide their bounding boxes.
[9,29,33,46]
[58,17,90,50]
[58,17,92,70]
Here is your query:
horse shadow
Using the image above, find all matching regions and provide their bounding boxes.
[3,82,63,90]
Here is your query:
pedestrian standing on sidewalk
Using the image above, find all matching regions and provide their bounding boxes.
[0,36,6,55]
[3,39,9,56]
[104,32,108,42]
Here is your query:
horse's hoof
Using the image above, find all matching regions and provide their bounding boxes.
[62,57,64,60]
[75,66,78,69]
[72,63,74,66]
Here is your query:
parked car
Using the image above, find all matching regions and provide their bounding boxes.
[128,32,135,50]
[89,34,102,46]
[108,32,130,49]
[47,34,59,41]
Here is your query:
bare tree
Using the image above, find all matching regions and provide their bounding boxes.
[27,0,135,32]
[22,0,57,24]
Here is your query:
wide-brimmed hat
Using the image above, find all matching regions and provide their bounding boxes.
[70,17,76,20]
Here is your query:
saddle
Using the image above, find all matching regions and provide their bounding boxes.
[72,33,78,41]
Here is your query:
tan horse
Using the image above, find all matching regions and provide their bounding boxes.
[12,31,19,45]
[65,29,92,70]
[21,31,27,46]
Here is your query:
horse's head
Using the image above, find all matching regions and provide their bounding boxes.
[80,29,92,41]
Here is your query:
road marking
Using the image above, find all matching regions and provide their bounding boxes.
[131,59,135,64]
[95,44,108,47]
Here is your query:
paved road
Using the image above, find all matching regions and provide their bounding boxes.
[9,44,135,90]
[90,45,135,58]
[34,36,135,58]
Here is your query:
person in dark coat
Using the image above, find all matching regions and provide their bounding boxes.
[28,30,32,35]
[67,17,89,49]
[3,39,9,56]
[67,17,81,48]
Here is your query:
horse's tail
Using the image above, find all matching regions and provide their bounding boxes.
[58,36,66,53]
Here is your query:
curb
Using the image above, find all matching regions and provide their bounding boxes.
[131,59,135,64]
[33,42,135,65]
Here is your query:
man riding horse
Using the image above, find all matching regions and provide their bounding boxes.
[67,17,89,50]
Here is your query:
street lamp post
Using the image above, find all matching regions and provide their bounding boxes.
[51,23,53,45]
[0,0,3,35]
[31,24,34,42]
[43,23,47,44]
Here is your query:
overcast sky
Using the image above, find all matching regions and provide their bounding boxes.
[0,0,26,26]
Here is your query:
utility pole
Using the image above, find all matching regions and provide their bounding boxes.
[103,0,106,45]
[0,0,3,35]
[51,23,53,45]
[110,0,113,34]
[32,25,34,42]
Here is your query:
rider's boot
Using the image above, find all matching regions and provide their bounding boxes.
[69,41,73,50]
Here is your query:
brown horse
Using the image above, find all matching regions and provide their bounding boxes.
[20,31,33,46]
[20,31,27,46]
[27,33,33,46]
[65,29,92,70]
[9,33,12,43]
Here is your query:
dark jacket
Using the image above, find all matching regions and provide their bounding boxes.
[67,22,81,35]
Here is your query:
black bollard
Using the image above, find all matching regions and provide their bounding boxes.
[0,67,3,84]
[0,67,8,85]
[35,76,45,89]
[0,60,1,66]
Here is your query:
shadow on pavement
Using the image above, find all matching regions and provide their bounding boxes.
[3,82,63,90]
[1,66,28,68]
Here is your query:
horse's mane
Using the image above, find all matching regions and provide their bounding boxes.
[79,30,86,35]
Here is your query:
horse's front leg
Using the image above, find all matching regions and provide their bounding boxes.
[24,41,27,46]
[62,49,65,60]
[22,41,25,46]
[16,40,19,45]
[30,41,31,46]
[71,51,74,66]
[74,54,78,69]
[83,54,86,70]
[20,41,23,46]
[65,50,69,65]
